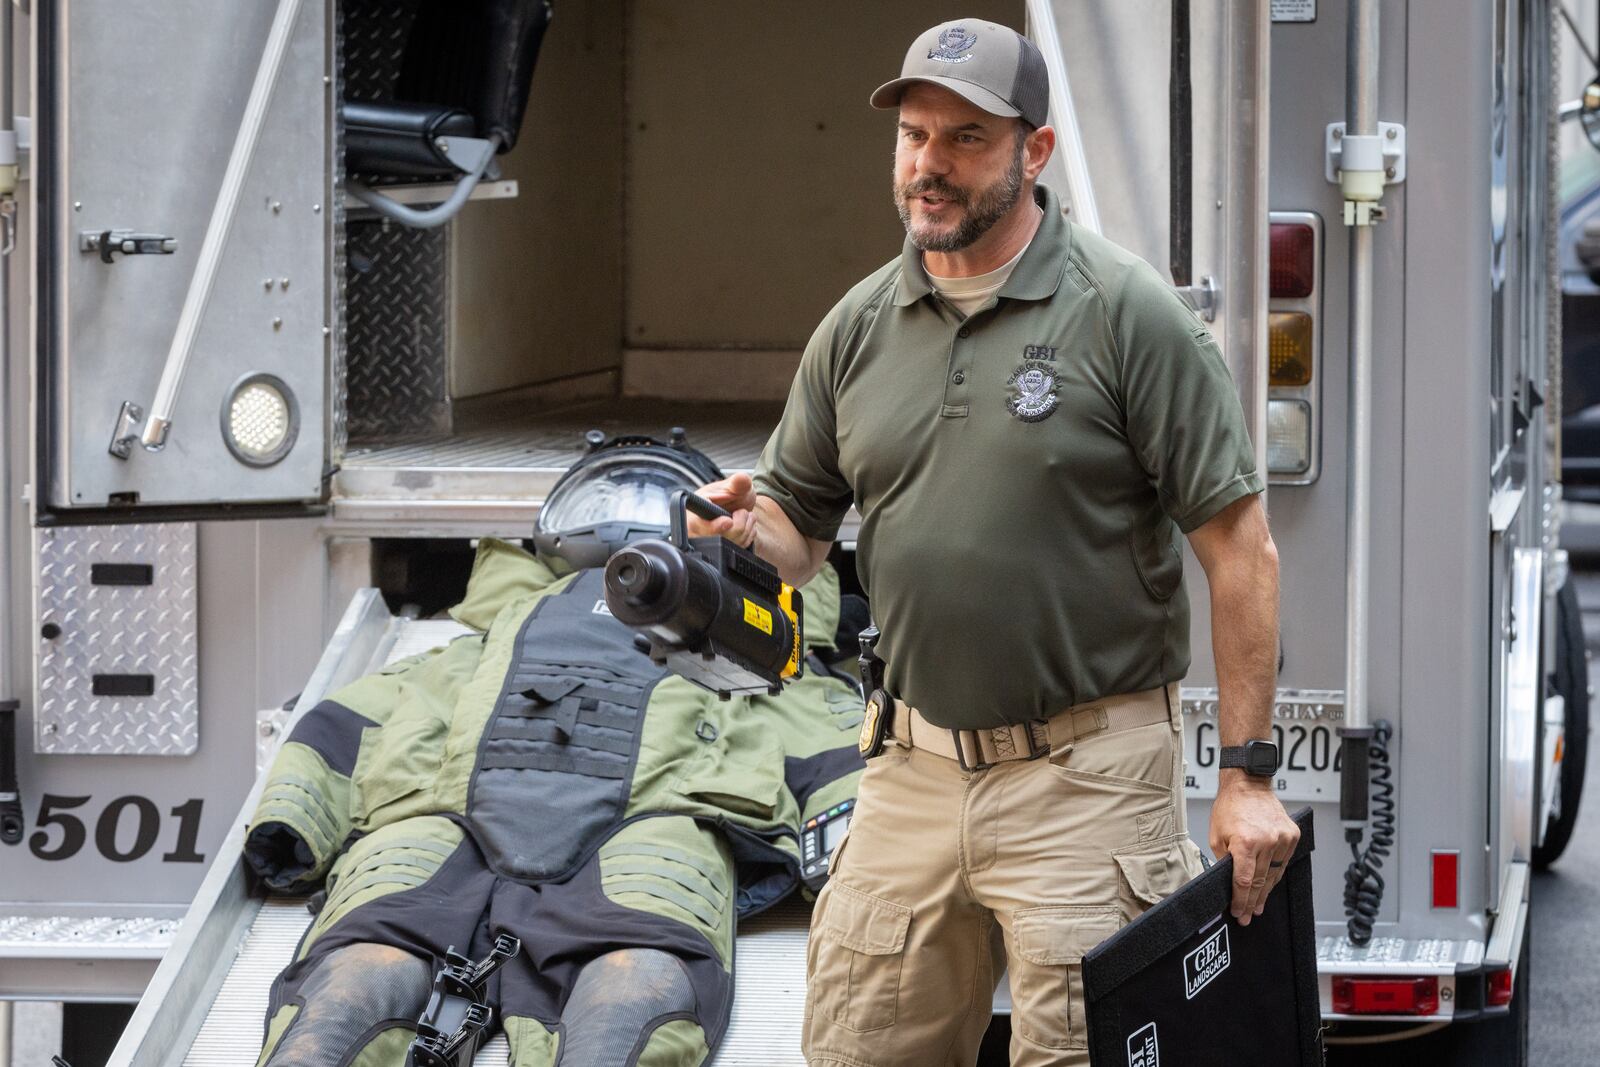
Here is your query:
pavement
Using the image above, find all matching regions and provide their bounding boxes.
[1531,755,1600,1065]
[1529,566,1600,1065]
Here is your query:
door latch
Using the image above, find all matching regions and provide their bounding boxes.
[78,229,178,264]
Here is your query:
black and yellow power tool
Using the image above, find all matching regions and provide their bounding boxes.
[604,491,803,698]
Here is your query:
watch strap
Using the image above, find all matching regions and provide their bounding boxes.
[1220,740,1279,776]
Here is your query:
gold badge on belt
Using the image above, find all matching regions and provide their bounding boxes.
[859,689,889,758]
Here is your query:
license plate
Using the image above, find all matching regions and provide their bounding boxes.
[1183,698,1348,801]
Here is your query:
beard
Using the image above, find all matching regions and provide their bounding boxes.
[895,139,1026,253]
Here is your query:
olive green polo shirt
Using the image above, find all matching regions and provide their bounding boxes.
[754,185,1263,730]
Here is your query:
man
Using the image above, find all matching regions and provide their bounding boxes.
[694,18,1298,1067]
[245,433,865,1067]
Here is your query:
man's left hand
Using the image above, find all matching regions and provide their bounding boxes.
[1209,777,1300,926]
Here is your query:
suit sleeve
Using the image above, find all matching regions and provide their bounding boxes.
[243,644,462,893]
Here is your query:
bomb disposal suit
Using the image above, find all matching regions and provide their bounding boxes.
[243,436,867,1067]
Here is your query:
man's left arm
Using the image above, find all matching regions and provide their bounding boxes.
[1187,494,1300,925]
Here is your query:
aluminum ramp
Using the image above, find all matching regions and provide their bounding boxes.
[110,595,816,1066]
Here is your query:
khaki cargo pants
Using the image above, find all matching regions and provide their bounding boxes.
[802,684,1206,1067]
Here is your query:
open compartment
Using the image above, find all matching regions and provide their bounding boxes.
[334,0,1024,508]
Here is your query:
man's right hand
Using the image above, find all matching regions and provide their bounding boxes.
[688,474,832,588]
[690,473,758,548]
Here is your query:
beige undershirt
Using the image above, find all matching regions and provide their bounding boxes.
[925,239,1031,317]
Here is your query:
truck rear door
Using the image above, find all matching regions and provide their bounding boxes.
[39,0,332,513]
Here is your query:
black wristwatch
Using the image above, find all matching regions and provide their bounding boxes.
[1219,740,1280,777]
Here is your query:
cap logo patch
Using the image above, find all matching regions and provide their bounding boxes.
[928,27,978,63]
[1006,358,1059,422]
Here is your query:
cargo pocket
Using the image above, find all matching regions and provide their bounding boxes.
[1113,835,1196,918]
[1010,905,1122,1051]
[810,881,911,1033]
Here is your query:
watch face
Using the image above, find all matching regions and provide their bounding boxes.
[1246,741,1280,776]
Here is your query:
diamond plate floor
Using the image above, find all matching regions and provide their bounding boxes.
[0,914,178,958]
[333,399,792,533]
[342,399,783,475]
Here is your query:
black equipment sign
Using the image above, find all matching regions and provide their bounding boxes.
[1082,808,1321,1066]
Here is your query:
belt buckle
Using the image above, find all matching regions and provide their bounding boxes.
[950,730,994,773]
[1024,721,1049,760]
[951,724,1048,771]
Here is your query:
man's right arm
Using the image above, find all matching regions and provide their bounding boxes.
[691,472,833,588]
[690,296,859,584]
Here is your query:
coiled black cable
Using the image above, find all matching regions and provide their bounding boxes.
[1343,719,1395,946]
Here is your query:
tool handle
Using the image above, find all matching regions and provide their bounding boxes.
[671,491,732,546]
[684,492,731,521]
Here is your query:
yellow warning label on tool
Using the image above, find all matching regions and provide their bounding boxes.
[743,598,773,634]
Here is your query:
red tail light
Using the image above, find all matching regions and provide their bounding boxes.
[1488,968,1514,1007]
[1270,222,1316,298]
[1331,976,1440,1015]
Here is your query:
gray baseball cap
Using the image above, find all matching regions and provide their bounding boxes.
[870,19,1050,129]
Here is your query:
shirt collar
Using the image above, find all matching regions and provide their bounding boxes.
[892,184,1070,308]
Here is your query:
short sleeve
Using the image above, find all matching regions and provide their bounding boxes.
[1114,264,1264,533]
[752,306,856,543]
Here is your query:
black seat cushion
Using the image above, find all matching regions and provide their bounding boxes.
[395,0,552,154]
[344,101,478,179]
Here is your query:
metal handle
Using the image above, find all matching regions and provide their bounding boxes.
[346,135,502,231]
[78,230,178,263]
[670,490,731,547]
[1342,0,1383,740]
[135,0,304,453]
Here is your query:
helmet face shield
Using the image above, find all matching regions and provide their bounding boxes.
[538,454,700,536]
[533,432,723,571]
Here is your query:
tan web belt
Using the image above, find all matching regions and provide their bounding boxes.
[887,685,1174,772]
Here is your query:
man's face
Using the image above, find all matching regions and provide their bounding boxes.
[893,84,1027,253]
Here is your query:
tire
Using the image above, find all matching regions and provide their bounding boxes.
[1534,577,1590,869]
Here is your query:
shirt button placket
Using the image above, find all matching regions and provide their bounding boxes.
[944,323,971,416]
